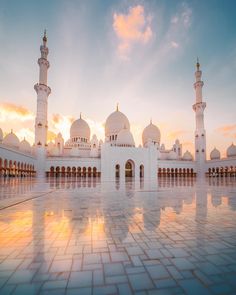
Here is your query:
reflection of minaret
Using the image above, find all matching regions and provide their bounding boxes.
[34,30,51,147]
[195,179,208,246]
[32,198,45,277]
[193,58,206,176]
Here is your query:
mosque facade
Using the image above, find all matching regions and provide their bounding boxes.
[0,33,236,180]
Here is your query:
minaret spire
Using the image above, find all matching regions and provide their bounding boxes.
[34,31,51,147]
[192,58,206,175]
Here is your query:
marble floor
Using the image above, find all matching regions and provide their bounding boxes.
[0,177,236,295]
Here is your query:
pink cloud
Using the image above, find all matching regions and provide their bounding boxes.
[216,124,236,139]
[113,5,152,58]
[0,102,34,122]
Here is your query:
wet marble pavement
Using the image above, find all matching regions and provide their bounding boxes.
[0,177,236,295]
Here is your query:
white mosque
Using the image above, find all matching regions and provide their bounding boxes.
[0,32,236,180]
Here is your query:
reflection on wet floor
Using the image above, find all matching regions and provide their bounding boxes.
[0,177,236,294]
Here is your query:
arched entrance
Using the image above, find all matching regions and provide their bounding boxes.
[125,160,134,178]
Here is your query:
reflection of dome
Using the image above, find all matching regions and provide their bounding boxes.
[227,143,236,158]
[168,150,177,160]
[3,131,20,148]
[0,128,3,142]
[142,121,161,146]
[182,150,193,161]
[210,147,220,160]
[116,127,135,147]
[70,116,90,141]
[105,108,130,137]
[19,138,31,153]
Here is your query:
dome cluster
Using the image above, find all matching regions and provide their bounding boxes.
[0,129,32,154]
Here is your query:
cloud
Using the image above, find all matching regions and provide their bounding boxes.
[216,124,236,138]
[47,130,57,142]
[15,128,34,144]
[0,102,34,122]
[50,113,75,141]
[113,5,152,58]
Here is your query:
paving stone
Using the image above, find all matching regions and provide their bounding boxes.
[146,265,169,280]
[68,271,92,288]
[128,273,154,291]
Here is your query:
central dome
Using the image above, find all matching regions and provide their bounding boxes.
[116,127,135,147]
[142,121,161,147]
[70,116,90,141]
[105,108,130,137]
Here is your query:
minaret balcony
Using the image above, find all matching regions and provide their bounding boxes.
[192,101,206,112]
[34,83,51,95]
[38,58,50,68]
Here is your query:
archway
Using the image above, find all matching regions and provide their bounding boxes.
[125,160,134,178]
[115,164,120,178]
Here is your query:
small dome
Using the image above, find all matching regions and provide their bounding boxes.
[142,121,161,147]
[182,150,193,161]
[210,147,221,160]
[70,116,90,141]
[0,128,3,142]
[227,143,236,158]
[105,108,130,137]
[57,132,63,139]
[3,131,20,148]
[19,138,31,153]
[116,127,135,147]
[168,150,177,160]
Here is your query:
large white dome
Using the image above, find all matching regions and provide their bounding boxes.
[70,116,90,141]
[3,131,20,149]
[116,127,135,147]
[182,150,193,161]
[105,109,130,137]
[19,138,31,153]
[142,121,161,147]
[210,147,220,160]
[227,143,236,158]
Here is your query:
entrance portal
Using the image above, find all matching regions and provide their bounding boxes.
[125,161,134,178]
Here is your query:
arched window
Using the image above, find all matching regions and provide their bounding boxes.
[140,165,144,178]
[115,164,120,178]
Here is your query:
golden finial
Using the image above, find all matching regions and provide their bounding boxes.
[150,118,152,124]
[196,56,200,71]
[116,103,119,112]
[43,29,47,43]
[80,112,82,119]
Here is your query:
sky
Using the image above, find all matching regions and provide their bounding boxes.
[0,0,236,158]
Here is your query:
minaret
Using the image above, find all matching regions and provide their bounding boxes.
[193,58,206,175]
[34,30,51,147]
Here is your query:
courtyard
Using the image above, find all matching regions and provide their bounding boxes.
[0,177,236,295]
